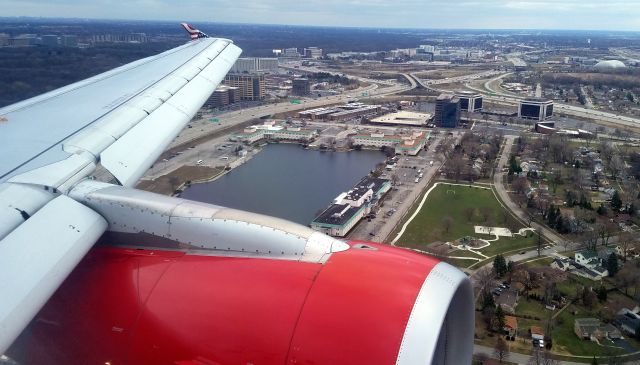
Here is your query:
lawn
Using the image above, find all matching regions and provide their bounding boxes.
[395,183,533,260]
[551,304,625,357]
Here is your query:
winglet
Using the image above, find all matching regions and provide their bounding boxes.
[181,23,209,40]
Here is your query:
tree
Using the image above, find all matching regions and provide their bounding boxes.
[442,216,454,233]
[494,254,508,278]
[597,285,608,302]
[611,190,623,212]
[481,290,496,310]
[508,155,522,175]
[536,230,544,257]
[494,305,506,332]
[512,176,529,195]
[480,207,492,223]
[463,207,476,222]
[607,253,619,277]
[493,337,509,363]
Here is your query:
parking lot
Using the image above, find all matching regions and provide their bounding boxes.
[348,134,448,242]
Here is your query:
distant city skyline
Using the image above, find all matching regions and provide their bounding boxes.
[1,0,639,31]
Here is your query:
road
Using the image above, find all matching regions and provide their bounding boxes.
[474,344,593,365]
[493,135,567,245]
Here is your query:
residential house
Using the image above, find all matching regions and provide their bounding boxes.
[617,309,640,337]
[496,289,519,314]
[504,315,518,337]
[575,318,622,340]
[530,326,544,341]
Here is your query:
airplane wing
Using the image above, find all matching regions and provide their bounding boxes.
[0,36,241,353]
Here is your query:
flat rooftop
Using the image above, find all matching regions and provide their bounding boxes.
[313,204,363,227]
[370,111,432,126]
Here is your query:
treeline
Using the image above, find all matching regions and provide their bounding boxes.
[0,42,179,107]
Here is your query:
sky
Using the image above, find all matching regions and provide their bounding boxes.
[1,0,639,31]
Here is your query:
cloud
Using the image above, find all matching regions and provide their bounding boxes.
[0,0,639,30]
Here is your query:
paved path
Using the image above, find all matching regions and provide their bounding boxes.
[493,135,567,246]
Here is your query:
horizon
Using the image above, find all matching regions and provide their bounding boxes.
[1,15,639,35]
[0,0,639,32]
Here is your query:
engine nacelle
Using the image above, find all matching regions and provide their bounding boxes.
[9,181,474,365]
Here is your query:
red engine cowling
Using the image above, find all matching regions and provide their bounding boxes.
[10,241,473,365]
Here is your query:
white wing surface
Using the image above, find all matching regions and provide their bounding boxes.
[0,37,241,353]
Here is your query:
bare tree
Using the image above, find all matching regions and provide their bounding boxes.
[512,176,529,195]
[442,216,454,233]
[480,207,492,223]
[493,337,509,363]
[617,231,639,262]
[463,207,476,222]
[536,230,544,257]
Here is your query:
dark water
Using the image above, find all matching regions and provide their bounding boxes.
[181,144,385,225]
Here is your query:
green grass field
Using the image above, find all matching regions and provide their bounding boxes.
[395,184,535,261]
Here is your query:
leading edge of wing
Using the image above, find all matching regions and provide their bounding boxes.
[0,38,238,184]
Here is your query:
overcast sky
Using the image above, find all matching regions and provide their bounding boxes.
[1,0,639,31]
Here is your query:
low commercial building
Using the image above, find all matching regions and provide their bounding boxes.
[329,105,381,121]
[518,98,554,121]
[232,121,316,144]
[352,131,429,156]
[298,102,382,121]
[298,107,342,120]
[311,177,391,237]
[369,111,432,127]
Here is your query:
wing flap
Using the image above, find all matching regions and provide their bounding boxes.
[101,42,241,186]
[0,195,107,354]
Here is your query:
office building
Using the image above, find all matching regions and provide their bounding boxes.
[61,35,78,47]
[205,85,239,108]
[304,47,323,59]
[455,91,483,112]
[231,58,279,74]
[41,35,59,47]
[224,74,266,101]
[434,94,461,128]
[518,98,553,121]
[419,45,435,53]
[283,48,301,58]
[292,78,310,96]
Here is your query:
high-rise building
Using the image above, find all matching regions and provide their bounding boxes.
[205,85,240,108]
[230,58,279,74]
[292,78,310,96]
[518,98,553,121]
[304,47,323,59]
[0,33,8,46]
[224,74,266,101]
[434,94,460,128]
[41,35,59,47]
[455,91,483,113]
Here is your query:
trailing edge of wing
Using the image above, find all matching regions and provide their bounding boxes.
[0,195,107,354]
[100,41,242,186]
